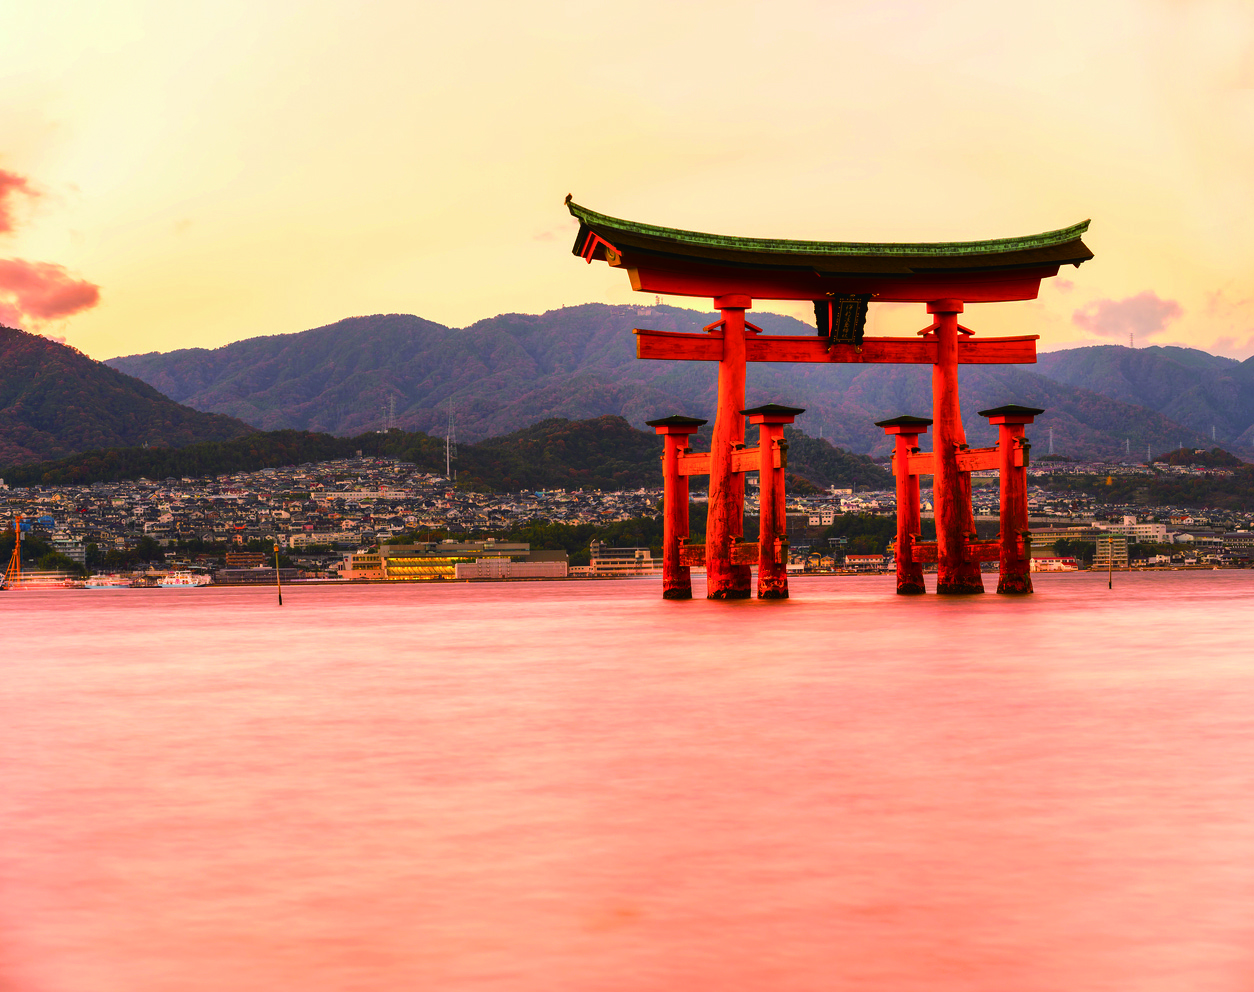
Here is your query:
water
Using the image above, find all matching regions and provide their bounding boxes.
[4,572,1254,990]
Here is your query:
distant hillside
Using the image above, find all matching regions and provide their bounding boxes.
[1036,345,1254,450]
[107,305,1214,460]
[5,415,889,493]
[0,326,253,466]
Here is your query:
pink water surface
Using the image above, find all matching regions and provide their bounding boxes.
[3,571,1254,991]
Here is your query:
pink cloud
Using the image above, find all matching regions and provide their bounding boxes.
[0,258,101,328]
[1072,291,1182,339]
[0,169,38,235]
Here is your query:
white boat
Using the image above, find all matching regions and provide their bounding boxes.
[158,570,211,588]
[86,573,133,589]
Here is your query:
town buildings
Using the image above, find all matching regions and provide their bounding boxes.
[2,451,1252,579]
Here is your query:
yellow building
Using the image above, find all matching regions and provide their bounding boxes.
[383,555,471,581]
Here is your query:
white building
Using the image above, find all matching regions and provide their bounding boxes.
[1093,517,1169,542]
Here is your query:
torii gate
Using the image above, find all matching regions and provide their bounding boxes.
[566,197,1093,598]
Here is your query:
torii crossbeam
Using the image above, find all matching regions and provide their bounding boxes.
[567,197,1093,597]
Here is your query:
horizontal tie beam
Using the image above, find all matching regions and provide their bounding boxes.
[896,445,1028,477]
[908,538,1002,564]
[635,329,1039,365]
[679,541,761,566]
[677,446,771,477]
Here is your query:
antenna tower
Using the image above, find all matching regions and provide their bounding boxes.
[1049,428,1054,455]
[445,400,457,479]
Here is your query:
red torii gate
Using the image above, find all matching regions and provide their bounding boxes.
[566,197,1093,598]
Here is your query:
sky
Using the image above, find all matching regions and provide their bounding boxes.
[1,0,1252,360]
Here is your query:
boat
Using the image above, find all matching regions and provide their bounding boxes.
[86,573,134,589]
[157,570,211,588]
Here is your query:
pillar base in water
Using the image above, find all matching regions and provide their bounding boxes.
[662,587,693,600]
[707,562,752,600]
[937,561,984,595]
[758,588,789,600]
[896,563,926,596]
[996,572,1033,595]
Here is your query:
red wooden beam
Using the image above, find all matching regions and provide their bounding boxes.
[677,447,764,477]
[625,262,1059,303]
[908,538,1001,564]
[635,328,1038,365]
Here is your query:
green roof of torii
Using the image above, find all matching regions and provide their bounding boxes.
[566,197,1093,275]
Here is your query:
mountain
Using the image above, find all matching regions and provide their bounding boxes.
[0,326,254,467]
[5,417,890,492]
[1035,345,1254,450]
[107,305,1215,461]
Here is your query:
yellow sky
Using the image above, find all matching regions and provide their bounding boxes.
[1,0,1252,359]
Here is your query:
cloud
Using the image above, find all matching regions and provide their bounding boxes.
[0,169,39,234]
[0,258,101,328]
[1072,291,1183,340]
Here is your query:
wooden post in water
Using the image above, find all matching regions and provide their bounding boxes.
[877,416,932,595]
[743,404,804,599]
[706,295,753,600]
[275,543,283,606]
[979,405,1042,595]
[647,415,707,600]
[929,300,984,594]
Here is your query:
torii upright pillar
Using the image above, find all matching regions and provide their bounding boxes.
[930,300,984,594]
[744,404,803,599]
[877,415,932,595]
[647,414,707,600]
[980,404,1042,595]
[706,295,754,600]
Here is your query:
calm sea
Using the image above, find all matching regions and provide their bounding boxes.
[4,572,1254,991]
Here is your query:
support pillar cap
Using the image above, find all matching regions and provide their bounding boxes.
[875,414,933,435]
[742,403,804,425]
[978,404,1044,425]
[647,414,708,435]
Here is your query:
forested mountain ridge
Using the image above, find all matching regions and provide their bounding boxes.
[108,305,1221,460]
[5,416,890,492]
[1035,344,1254,449]
[0,325,254,466]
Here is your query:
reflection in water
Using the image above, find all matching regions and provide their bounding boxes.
[3,572,1254,990]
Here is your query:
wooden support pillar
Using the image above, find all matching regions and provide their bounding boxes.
[876,415,932,595]
[647,415,707,600]
[929,300,984,594]
[980,405,1042,595]
[744,404,803,599]
[706,294,753,599]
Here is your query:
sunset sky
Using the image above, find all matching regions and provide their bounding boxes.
[1,0,1252,360]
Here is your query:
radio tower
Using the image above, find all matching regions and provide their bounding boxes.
[445,400,457,479]
[2,515,21,591]
[1049,428,1054,456]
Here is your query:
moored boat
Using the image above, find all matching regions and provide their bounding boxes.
[157,570,211,588]
[86,573,134,589]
